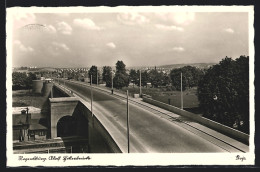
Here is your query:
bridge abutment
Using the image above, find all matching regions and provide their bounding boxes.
[49,97,79,138]
[49,86,122,153]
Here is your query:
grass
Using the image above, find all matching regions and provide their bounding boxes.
[12,89,47,109]
[122,86,201,113]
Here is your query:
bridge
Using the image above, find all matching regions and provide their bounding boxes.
[49,79,249,153]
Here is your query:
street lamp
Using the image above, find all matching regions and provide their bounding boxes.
[126,90,130,153]
[91,75,93,117]
[111,71,114,94]
[97,69,98,86]
[139,70,142,97]
[181,72,183,110]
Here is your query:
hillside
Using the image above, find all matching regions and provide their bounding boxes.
[159,63,216,69]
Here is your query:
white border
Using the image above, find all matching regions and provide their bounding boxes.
[6,6,255,167]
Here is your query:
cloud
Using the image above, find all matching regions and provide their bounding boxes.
[13,13,37,29]
[172,47,185,52]
[117,12,150,25]
[155,24,183,31]
[14,13,36,22]
[57,21,72,35]
[106,42,116,49]
[73,18,101,30]
[52,42,70,51]
[46,25,57,34]
[156,12,195,25]
[224,28,234,34]
[14,40,34,52]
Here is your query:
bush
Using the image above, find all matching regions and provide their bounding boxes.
[12,72,36,90]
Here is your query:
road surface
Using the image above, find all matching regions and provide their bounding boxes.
[57,80,247,153]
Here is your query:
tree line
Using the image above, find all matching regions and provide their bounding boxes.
[101,57,249,134]
[198,56,249,133]
[87,60,204,90]
[12,72,37,90]
[12,55,249,134]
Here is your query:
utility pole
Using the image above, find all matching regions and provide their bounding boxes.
[111,71,114,94]
[51,85,53,98]
[126,90,130,153]
[181,72,183,110]
[139,70,142,97]
[63,71,65,86]
[91,75,93,117]
[97,69,98,86]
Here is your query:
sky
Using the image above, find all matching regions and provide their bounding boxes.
[9,8,250,68]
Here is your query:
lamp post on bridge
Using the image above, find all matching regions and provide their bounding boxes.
[91,75,93,117]
[181,72,183,110]
[111,71,114,94]
[97,69,98,86]
[126,90,130,153]
[139,69,142,97]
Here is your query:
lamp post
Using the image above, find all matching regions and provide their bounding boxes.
[91,75,93,117]
[181,72,183,110]
[126,90,130,153]
[51,86,53,98]
[111,71,114,94]
[97,69,98,86]
[139,70,142,97]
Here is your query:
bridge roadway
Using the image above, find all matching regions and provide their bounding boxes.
[56,79,248,153]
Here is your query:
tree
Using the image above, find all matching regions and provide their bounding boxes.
[113,72,129,89]
[12,72,27,90]
[116,61,127,74]
[102,66,112,87]
[170,66,203,91]
[113,60,129,89]
[162,73,171,86]
[25,72,37,88]
[88,65,100,84]
[148,69,164,88]
[197,56,249,134]
[141,70,149,87]
[12,72,36,90]
[129,69,138,87]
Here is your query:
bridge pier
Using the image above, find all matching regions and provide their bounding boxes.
[49,97,79,138]
[48,84,123,153]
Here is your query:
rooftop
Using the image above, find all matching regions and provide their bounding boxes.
[13,113,31,126]
[29,123,47,130]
